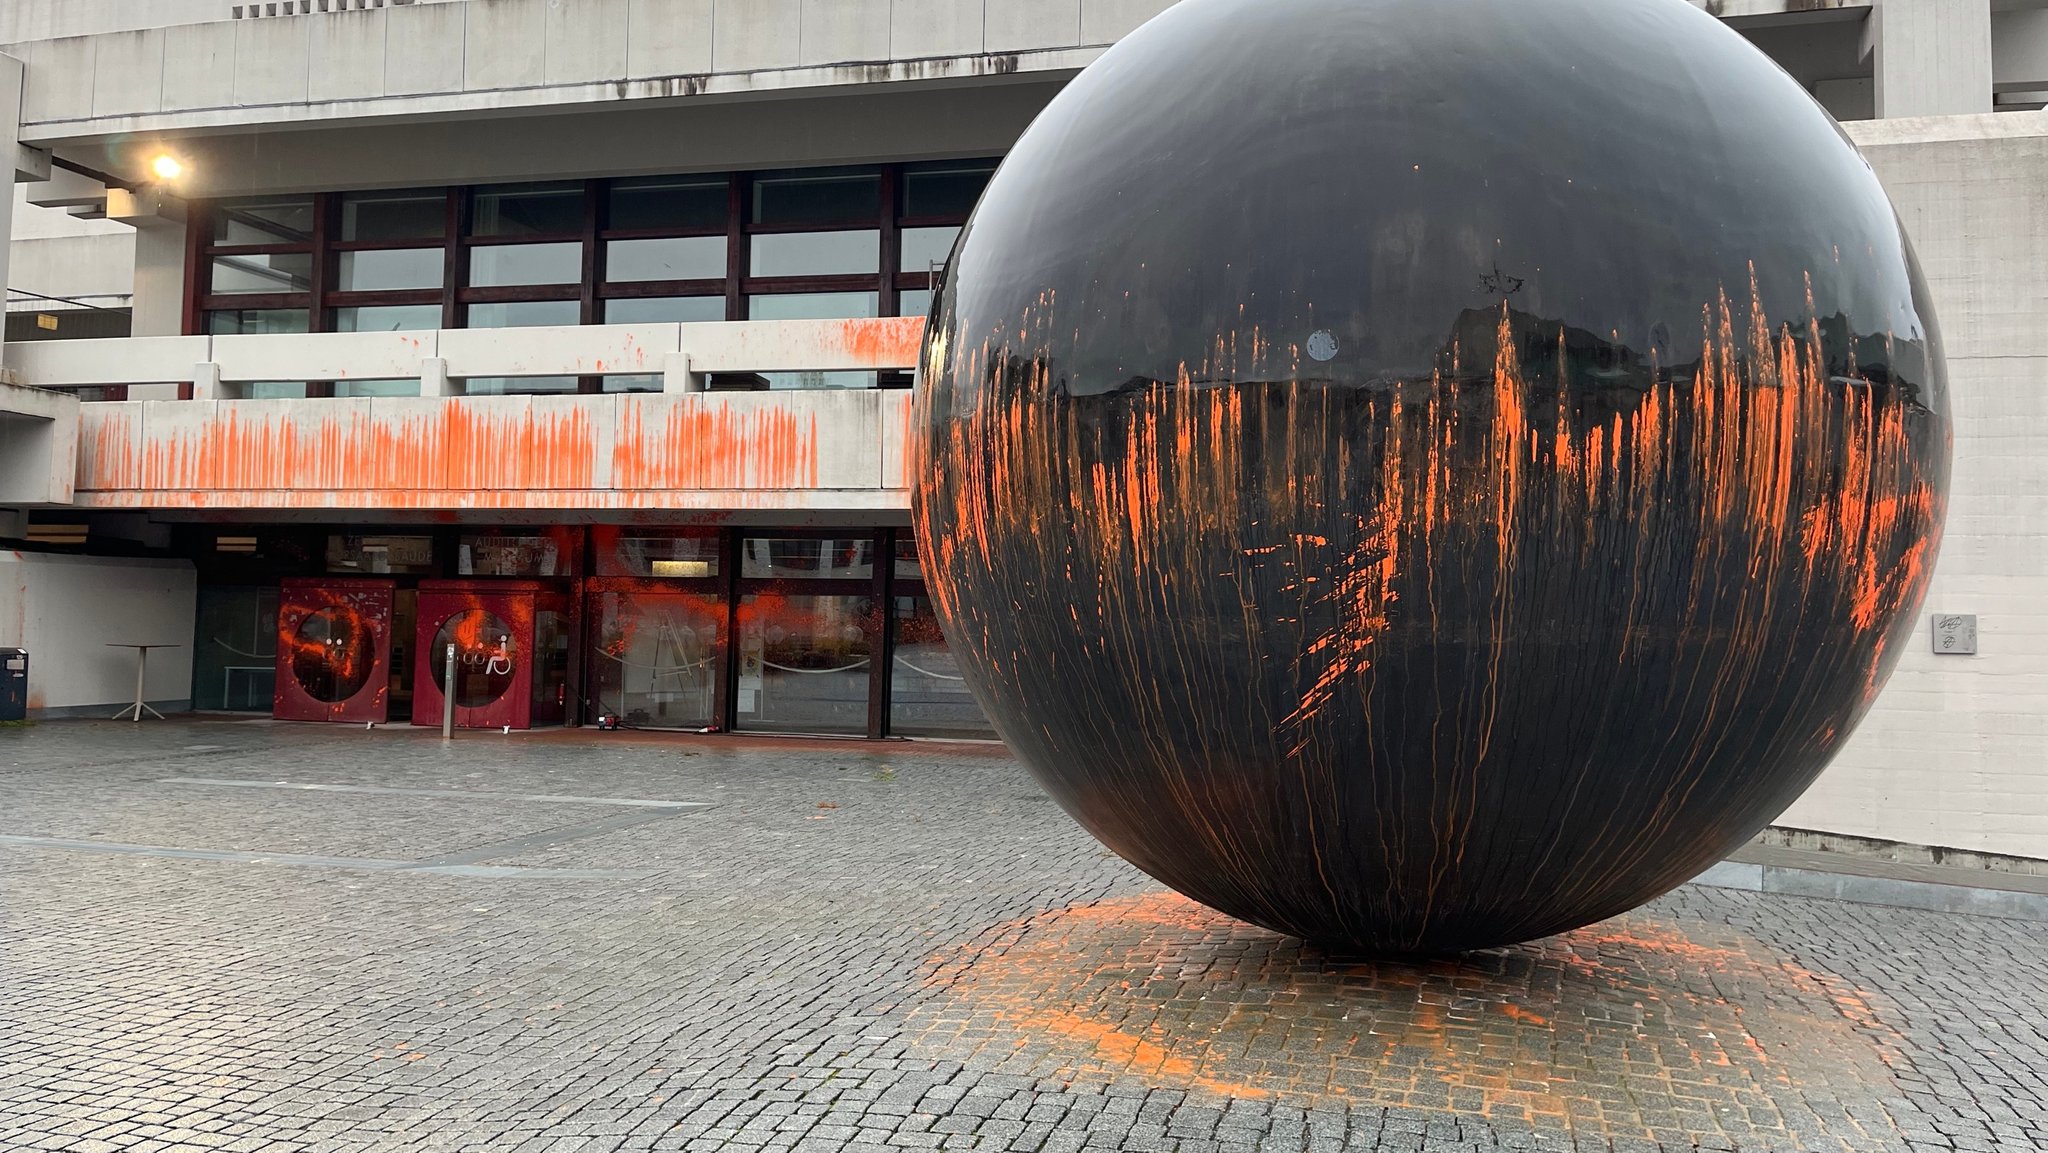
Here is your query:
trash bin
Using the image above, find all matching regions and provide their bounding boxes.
[0,648,25,722]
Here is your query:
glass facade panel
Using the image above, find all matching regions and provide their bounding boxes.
[898,288,934,318]
[335,304,441,332]
[751,170,879,225]
[326,534,436,574]
[602,376,663,393]
[747,291,877,320]
[211,253,313,294]
[734,593,873,735]
[900,226,960,274]
[466,300,580,328]
[215,196,316,245]
[337,248,443,291]
[595,527,720,577]
[604,296,726,324]
[191,585,278,712]
[458,530,574,576]
[471,182,585,236]
[609,176,727,232]
[590,589,722,729]
[902,162,996,219]
[463,376,579,395]
[748,230,880,277]
[607,236,725,282]
[208,309,310,334]
[742,537,874,580]
[890,595,995,738]
[469,242,581,286]
[333,380,422,397]
[340,189,445,241]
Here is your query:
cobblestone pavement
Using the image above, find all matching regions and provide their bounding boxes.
[2,719,2044,1153]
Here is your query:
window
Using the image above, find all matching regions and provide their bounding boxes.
[208,309,309,335]
[608,236,725,282]
[335,305,441,332]
[210,252,313,295]
[902,162,995,220]
[749,292,878,321]
[900,226,959,275]
[609,177,726,232]
[193,161,1000,386]
[899,288,935,319]
[337,248,442,292]
[749,231,879,278]
[467,300,580,328]
[606,296,725,324]
[214,196,315,246]
[751,169,879,226]
[469,242,581,287]
[340,189,444,242]
[471,182,584,237]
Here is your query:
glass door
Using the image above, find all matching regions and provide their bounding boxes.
[733,535,879,736]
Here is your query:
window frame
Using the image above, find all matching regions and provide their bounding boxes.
[189,161,997,397]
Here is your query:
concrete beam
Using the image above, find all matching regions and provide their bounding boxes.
[14,141,49,182]
[0,379,81,506]
[23,162,103,208]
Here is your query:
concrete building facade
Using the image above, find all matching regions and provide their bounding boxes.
[1,0,2044,858]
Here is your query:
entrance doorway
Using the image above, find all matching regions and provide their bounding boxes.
[733,535,879,737]
[272,578,394,723]
[409,581,569,730]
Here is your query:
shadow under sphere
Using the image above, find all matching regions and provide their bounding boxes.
[912,0,1950,954]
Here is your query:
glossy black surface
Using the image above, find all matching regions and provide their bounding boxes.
[914,0,1949,953]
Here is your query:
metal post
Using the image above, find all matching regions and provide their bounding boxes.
[130,647,147,723]
[441,643,456,740]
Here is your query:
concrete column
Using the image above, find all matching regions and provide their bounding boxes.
[130,223,188,338]
[1870,0,1993,118]
[190,362,224,401]
[662,351,704,393]
[0,55,23,363]
[420,357,451,397]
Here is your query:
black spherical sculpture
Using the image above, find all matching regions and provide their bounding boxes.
[913,0,1949,954]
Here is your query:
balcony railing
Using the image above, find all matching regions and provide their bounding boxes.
[3,317,925,512]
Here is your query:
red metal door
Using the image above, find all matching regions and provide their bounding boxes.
[411,581,539,730]
[273,578,394,723]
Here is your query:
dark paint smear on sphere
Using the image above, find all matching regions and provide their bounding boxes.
[913,0,1949,954]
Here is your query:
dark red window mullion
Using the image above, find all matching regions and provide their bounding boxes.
[456,284,583,304]
[739,275,883,296]
[579,178,604,393]
[199,241,308,257]
[325,289,443,308]
[305,192,338,397]
[197,293,310,312]
[598,279,727,300]
[442,188,469,330]
[878,166,901,320]
[182,202,213,339]
[724,174,746,321]
[599,225,728,242]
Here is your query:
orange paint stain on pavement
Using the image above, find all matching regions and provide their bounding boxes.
[906,892,1910,1141]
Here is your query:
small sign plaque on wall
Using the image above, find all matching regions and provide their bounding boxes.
[1932,614,1977,655]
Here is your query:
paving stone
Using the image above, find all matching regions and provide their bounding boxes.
[0,720,2043,1153]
